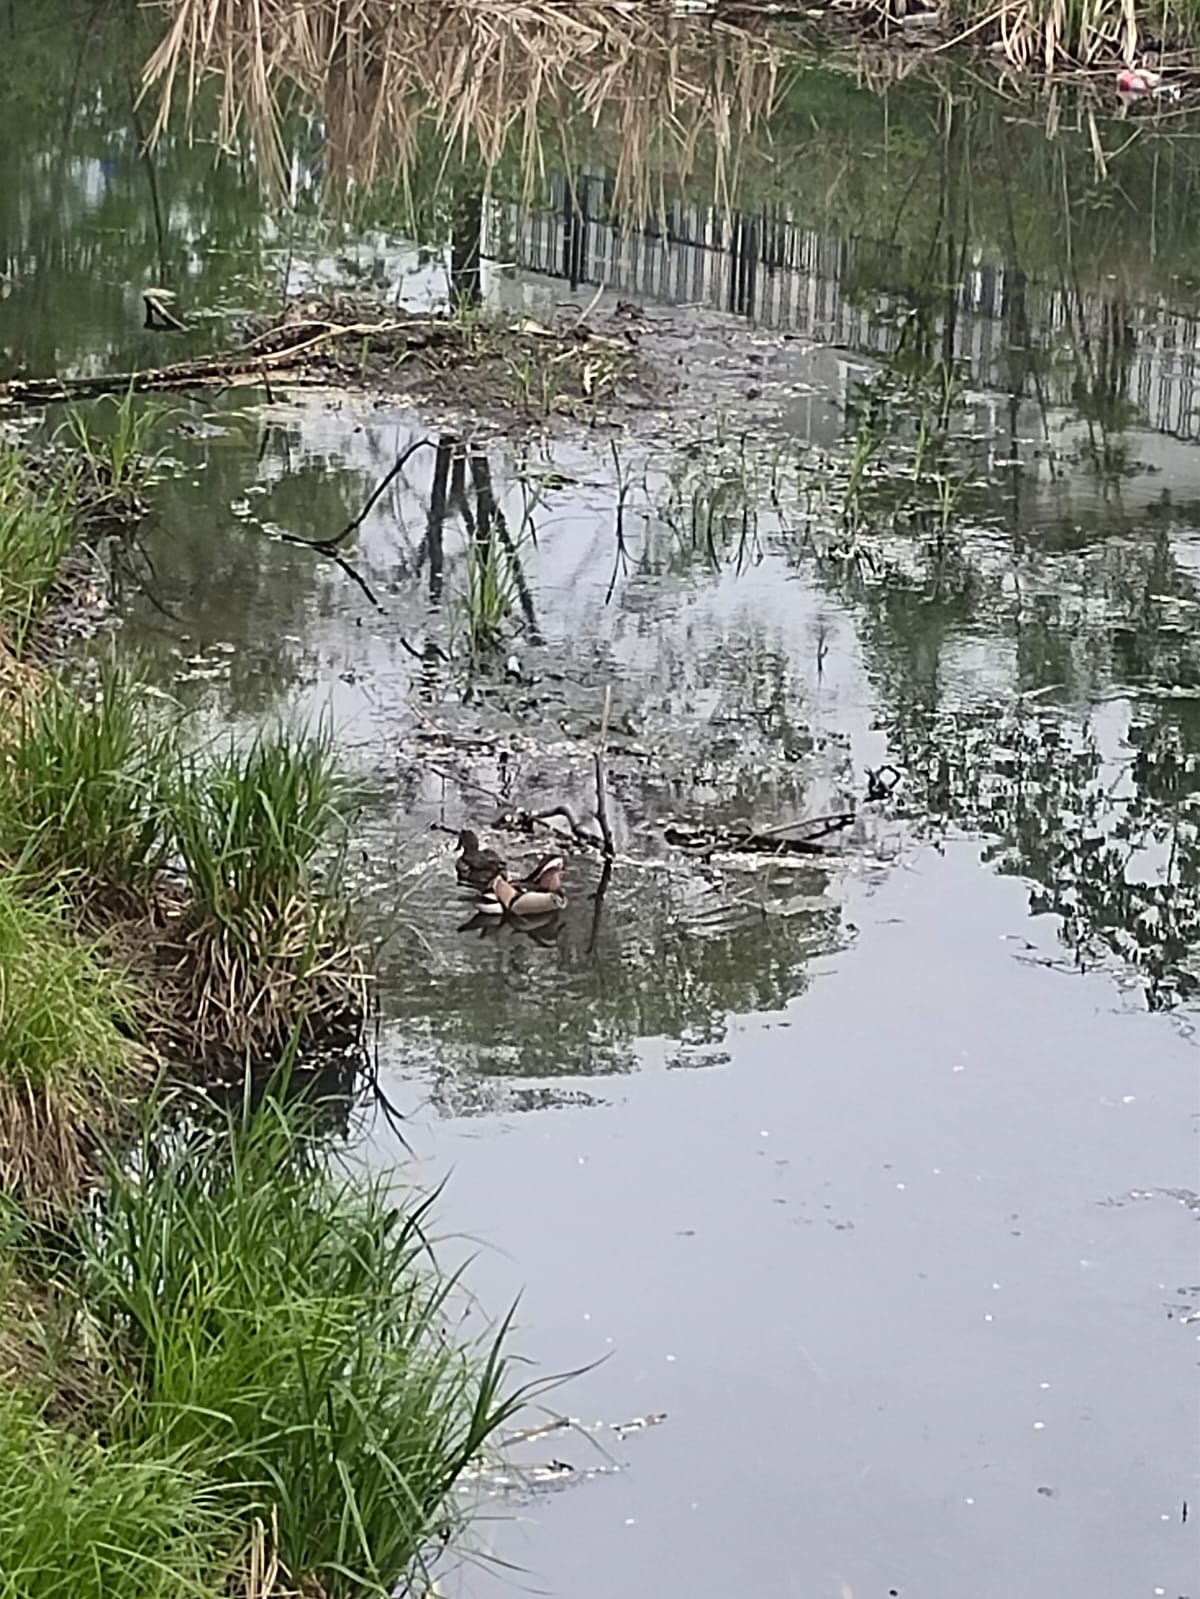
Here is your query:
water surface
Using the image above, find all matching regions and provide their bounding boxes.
[3,10,1198,1596]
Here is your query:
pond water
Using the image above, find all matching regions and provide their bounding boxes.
[2,8,1198,1597]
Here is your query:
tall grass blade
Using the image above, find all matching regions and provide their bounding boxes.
[75,1094,528,1595]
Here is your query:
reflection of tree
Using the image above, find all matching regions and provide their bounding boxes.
[753,67,1200,302]
[143,0,778,227]
[419,435,451,603]
[448,185,483,308]
[126,423,550,721]
[1052,140,1143,492]
[0,1,325,381]
[119,407,390,720]
[507,64,1200,486]
[891,700,1200,1011]
[817,245,1200,1018]
[782,71,1200,731]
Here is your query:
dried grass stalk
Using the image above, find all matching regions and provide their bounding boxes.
[0,1077,104,1210]
[143,0,779,223]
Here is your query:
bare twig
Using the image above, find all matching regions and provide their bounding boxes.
[586,856,614,956]
[425,763,506,807]
[267,528,384,608]
[398,635,452,664]
[333,437,434,546]
[755,810,857,840]
[606,439,631,605]
[662,811,856,857]
[572,275,608,332]
[142,290,187,331]
[593,684,615,860]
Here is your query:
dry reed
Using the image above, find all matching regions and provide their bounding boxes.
[142,0,779,223]
[988,0,1139,70]
[795,0,1152,70]
[0,1079,108,1212]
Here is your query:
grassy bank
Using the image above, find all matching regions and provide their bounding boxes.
[0,427,366,1195]
[0,872,142,1203]
[0,421,523,1591]
[0,1089,525,1597]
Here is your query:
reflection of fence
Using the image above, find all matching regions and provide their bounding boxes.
[491,172,1200,445]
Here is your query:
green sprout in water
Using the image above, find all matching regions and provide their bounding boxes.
[57,382,178,525]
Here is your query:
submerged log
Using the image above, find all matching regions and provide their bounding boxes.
[0,307,626,412]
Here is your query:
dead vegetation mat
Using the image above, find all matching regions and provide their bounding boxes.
[0,299,646,425]
[126,884,369,1079]
[242,297,645,420]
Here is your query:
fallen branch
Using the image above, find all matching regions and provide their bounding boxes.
[143,290,188,332]
[0,319,427,409]
[662,812,855,858]
[754,810,857,842]
[501,804,605,852]
[398,635,452,664]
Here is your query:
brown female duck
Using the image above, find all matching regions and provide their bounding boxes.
[455,828,507,892]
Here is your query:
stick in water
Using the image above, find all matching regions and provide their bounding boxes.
[593,684,615,860]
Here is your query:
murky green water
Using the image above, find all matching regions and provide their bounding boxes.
[3,6,1198,1596]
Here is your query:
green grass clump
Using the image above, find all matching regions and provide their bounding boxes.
[75,1095,524,1596]
[0,668,173,893]
[0,445,75,654]
[0,1385,231,1599]
[460,534,520,655]
[170,725,345,923]
[0,391,169,659]
[0,679,362,1064]
[0,875,138,1203]
[166,726,360,1058]
[58,386,176,523]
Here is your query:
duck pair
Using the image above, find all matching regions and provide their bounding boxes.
[455,828,566,916]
